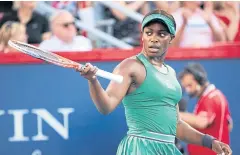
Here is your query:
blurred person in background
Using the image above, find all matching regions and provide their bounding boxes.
[39,10,92,52]
[48,1,96,27]
[152,1,181,13]
[0,1,50,44]
[0,21,27,53]
[0,1,13,20]
[171,1,226,48]
[104,1,150,46]
[50,1,81,20]
[178,63,233,155]
[213,1,240,42]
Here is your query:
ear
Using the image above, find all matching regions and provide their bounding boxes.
[169,35,175,44]
[196,84,201,91]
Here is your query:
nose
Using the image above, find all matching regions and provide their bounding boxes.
[150,35,159,43]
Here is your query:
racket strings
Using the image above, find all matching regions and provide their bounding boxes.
[15,42,65,62]
[16,42,59,60]
[11,40,79,69]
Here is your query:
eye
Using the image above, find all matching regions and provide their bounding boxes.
[146,31,152,36]
[159,32,167,37]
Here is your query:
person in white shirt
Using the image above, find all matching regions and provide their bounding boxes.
[39,10,92,52]
[171,1,226,48]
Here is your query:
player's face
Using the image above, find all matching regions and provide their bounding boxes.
[180,73,201,98]
[142,22,173,59]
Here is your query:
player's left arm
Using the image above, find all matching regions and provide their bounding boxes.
[176,104,232,155]
[176,104,205,145]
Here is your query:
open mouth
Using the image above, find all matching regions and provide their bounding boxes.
[149,45,160,49]
[149,46,160,52]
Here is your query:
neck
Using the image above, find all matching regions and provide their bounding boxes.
[18,7,33,17]
[197,82,210,98]
[150,56,164,66]
[63,37,74,44]
[142,50,165,67]
[56,36,74,44]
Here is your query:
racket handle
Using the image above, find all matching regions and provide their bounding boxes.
[96,69,123,83]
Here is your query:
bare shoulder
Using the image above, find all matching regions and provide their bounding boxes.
[114,56,143,75]
[113,56,145,93]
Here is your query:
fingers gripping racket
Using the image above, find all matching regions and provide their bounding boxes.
[8,40,123,83]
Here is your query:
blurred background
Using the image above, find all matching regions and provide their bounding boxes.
[0,1,239,51]
[0,1,239,155]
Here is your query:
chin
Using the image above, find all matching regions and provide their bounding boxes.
[189,92,198,98]
[146,52,158,58]
[147,49,158,53]
[149,51,165,57]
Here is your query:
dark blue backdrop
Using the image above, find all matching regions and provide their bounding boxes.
[0,59,239,155]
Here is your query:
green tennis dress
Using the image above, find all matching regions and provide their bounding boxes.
[116,53,183,155]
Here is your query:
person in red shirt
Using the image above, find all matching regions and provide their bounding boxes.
[178,63,233,155]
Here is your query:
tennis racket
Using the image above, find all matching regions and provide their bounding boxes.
[8,40,123,83]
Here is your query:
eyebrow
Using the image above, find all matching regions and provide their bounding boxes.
[145,28,168,32]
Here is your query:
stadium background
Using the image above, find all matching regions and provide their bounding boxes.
[0,44,239,155]
[0,1,240,155]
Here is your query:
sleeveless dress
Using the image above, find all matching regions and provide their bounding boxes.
[116,53,183,155]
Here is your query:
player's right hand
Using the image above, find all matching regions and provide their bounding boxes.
[77,63,98,81]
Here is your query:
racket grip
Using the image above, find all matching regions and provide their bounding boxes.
[96,69,123,83]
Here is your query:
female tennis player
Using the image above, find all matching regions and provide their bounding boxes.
[78,10,232,155]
